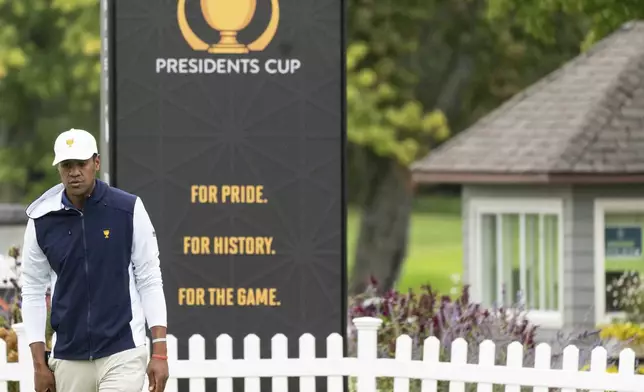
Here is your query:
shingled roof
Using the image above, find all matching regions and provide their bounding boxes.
[412,21,644,184]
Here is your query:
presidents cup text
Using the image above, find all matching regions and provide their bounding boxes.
[156,58,301,75]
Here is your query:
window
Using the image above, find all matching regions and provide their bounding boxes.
[593,199,644,324]
[471,199,563,327]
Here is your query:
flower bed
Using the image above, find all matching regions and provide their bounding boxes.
[346,278,611,392]
[599,322,644,360]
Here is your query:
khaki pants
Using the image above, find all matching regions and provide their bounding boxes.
[48,346,148,392]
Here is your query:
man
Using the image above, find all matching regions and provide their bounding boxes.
[20,128,169,392]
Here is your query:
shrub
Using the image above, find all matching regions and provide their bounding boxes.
[600,322,644,344]
[606,270,644,323]
[346,278,606,392]
[348,279,538,363]
[4,245,53,392]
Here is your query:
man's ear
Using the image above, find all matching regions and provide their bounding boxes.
[94,154,101,171]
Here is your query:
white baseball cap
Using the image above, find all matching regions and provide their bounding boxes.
[52,128,99,166]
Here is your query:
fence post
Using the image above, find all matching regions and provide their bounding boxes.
[12,323,35,391]
[352,317,382,392]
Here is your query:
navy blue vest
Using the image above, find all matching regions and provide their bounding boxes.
[34,180,138,360]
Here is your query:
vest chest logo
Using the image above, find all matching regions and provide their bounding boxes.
[103,229,110,239]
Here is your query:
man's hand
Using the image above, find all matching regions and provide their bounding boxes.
[147,358,169,392]
[34,364,56,392]
[31,343,55,392]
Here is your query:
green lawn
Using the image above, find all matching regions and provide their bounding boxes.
[346,196,463,294]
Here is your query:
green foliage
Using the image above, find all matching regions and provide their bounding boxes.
[347,0,451,167]
[346,0,586,170]
[346,0,586,292]
[0,0,100,202]
[486,0,644,50]
[347,42,449,166]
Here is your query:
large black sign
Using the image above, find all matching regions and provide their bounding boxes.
[104,0,345,389]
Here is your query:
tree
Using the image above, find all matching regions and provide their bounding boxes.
[0,0,100,203]
[346,0,451,295]
[347,0,584,295]
[346,41,450,294]
[486,0,644,49]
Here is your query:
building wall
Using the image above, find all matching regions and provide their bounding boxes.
[0,225,26,255]
[0,204,27,256]
[463,183,644,338]
[570,185,644,325]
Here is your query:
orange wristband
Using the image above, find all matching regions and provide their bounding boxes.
[151,354,168,360]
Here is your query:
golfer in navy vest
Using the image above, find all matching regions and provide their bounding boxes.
[21,129,169,392]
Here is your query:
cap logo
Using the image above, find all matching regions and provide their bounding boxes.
[66,138,74,147]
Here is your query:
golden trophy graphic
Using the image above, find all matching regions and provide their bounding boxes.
[177,0,280,54]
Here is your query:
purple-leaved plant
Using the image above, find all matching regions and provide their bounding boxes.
[347,277,538,365]
[347,276,606,372]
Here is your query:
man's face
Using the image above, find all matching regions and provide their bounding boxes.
[57,155,100,196]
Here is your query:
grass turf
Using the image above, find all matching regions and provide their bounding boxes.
[346,196,463,294]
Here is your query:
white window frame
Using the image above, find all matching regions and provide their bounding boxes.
[593,198,644,325]
[469,197,564,329]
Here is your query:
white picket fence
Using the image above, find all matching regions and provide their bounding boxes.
[1,317,643,391]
